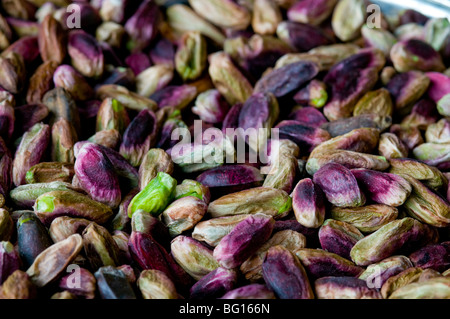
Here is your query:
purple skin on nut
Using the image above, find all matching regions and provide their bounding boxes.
[196,165,264,194]
[288,107,328,128]
[409,242,450,272]
[213,214,275,269]
[276,120,330,152]
[313,162,365,208]
[255,61,319,98]
[189,267,237,299]
[318,225,360,260]
[74,143,121,208]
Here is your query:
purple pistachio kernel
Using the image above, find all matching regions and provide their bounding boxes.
[426,72,450,103]
[254,61,319,98]
[120,109,157,167]
[220,284,276,299]
[295,248,364,280]
[288,107,328,128]
[318,219,364,260]
[196,165,264,196]
[409,242,450,272]
[74,143,121,208]
[351,169,412,207]
[277,21,334,52]
[288,0,337,26]
[292,178,326,228]
[275,120,330,152]
[313,162,366,208]
[323,48,385,121]
[0,241,21,285]
[124,0,161,52]
[149,37,175,67]
[190,267,237,299]
[213,213,275,269]
[150,85,197,110]
[125,52,152,76]
[68,30,104,78]
[262,245,314,299]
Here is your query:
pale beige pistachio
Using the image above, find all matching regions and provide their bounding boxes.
[331,0,366,42]
[389,158,448,191]
[0,51,25,94]
[175,31,206,82]
[443,269,450,277]
[262,154,298,193]
[188,0,251,30]
[381,267,424,299]
[207,187,292,219]
[191,214,251,247]
[380,66,397,85]
[273,139,300,158]
[425,118,450,144]
[0,14,11,50]
[49,216,91,242]
[87,129,120,150]
[394,23,425,42]
[350,218,437,266]
[309,44,360,63]
[378,133,409,159]
[26,234,83,287]
[96,22,125,48]
[353,88,393,117]
[275,53,337,72]
[0,270,36,299]
[402,175,450,228]
[331,204,399,233]
[170,235,220,280]
[208,51,253,106]
[240,230,306,282]
[96,84,157,112]
[252,0,282,35]
[161,196,207,236]
[13,123,50,187]
[51,117,77,164]
[307,150,390,176]
[361,25,398,57]
[138,149,174,190]
[389,277,450,299]
[309,128,380,159]
[358,255,413,284]
[51,291,77,299]
[112,230,130,262]
[418,269,443,282]
[137,269,178,299]
[0,206,11,232]
[82,222,121,269]
[314,277,382,299]
[166,4,225,45]
[136,64,174,97]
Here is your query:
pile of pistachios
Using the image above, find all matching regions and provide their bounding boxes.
[0,0,449,300]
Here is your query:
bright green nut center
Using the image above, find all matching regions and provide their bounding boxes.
[128,172,177,218]
[36,195,56,212]
[111,99,123,113]
[312,91,328,108]
[277,196,292,215]
[25,170,34,183]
